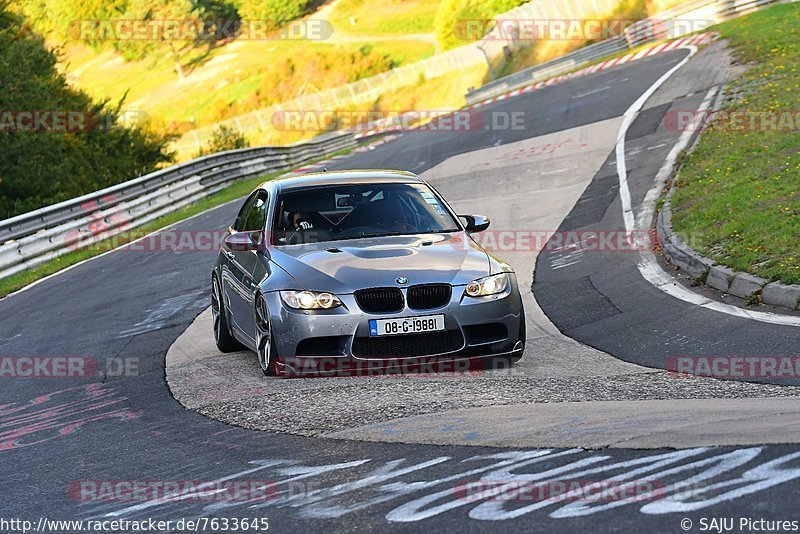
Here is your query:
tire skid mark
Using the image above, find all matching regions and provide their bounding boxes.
[0,383,141,452]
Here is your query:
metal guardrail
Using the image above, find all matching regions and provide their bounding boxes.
[466,0,784,105]
[465,37,629,103]
[0,131,360,280]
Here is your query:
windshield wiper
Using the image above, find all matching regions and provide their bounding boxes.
[331,231,407,241]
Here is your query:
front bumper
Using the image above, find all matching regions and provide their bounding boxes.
[264,275,524,376]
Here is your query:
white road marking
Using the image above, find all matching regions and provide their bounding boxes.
[572,85,610,99]
[646,142,669,151]
[95,448,800,522]
[540,168,569,176]
[615,46,800,327]
[102,460,288,517]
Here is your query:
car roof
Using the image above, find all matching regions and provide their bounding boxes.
[257,169,424,194]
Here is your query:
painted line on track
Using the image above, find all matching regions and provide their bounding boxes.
[614,46,800,327]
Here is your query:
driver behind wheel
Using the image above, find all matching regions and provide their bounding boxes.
[291,211,314,231]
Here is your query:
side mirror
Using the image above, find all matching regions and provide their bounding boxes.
[459,214,491,233]
[223,230,265,252]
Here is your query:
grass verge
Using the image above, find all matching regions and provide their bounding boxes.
[62,36,433,138]
[327,0,440,35]
[670,3,800,285]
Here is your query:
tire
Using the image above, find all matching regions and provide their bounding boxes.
[211,275,245,353]
[255,294,279,376]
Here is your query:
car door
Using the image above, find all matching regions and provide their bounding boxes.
[222,190,269,340]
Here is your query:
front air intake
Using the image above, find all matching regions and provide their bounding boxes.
[355,288,404,313]
[407,284,451,310]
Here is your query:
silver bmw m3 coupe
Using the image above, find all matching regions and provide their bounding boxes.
[211,169,525,376]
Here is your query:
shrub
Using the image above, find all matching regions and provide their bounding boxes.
[195,124,249,157]
[235,0,308,29]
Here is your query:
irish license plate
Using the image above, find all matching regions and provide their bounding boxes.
[369,314,445,336]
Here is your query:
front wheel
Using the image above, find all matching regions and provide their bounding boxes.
[255,294,279,376]
[211,275,245,353]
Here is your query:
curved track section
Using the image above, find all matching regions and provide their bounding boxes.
[167,107,800,446]
[531,44,800,386]
[3,42,800,530]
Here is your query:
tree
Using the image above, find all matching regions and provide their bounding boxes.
[435,0,527,51]
[235,0,308,30]
[0,2,173,220]
[15,0,129,45]
[114,0,204,78]
[54,0,129,45]
[434,0,463,52]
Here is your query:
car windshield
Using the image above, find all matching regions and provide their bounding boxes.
[272,182,461,245]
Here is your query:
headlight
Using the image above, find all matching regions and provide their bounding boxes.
[464,273,509,297]
[280,290,342,310]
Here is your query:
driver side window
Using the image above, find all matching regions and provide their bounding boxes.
[233,191,269,232]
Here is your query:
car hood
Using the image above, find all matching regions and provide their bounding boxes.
[269,233,492,293]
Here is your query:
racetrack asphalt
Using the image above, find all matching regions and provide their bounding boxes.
[2,43,800,531]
